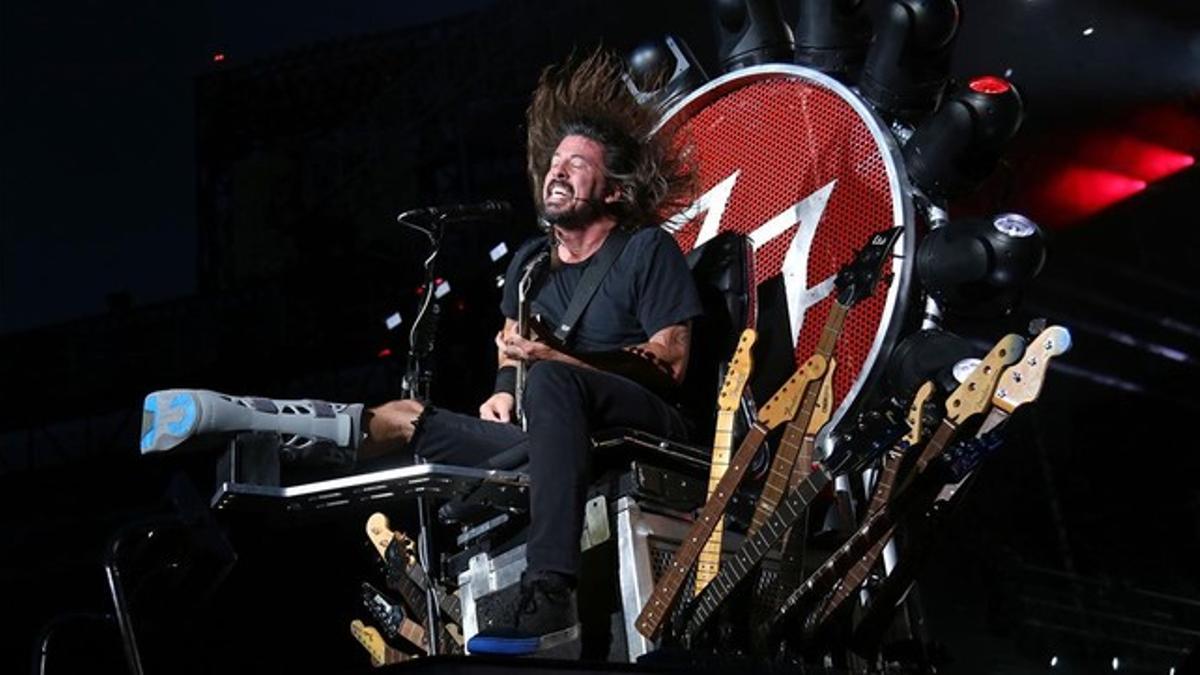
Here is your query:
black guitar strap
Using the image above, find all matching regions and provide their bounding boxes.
[551,229,631,346]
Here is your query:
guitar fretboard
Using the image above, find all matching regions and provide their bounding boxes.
[635,422,769,639]
[748,304,847,536]
[685,408,911,640]
[769,463,945,639]
[684,465,834,638]
[809,443,908,629]
[769,424,958,638]
[772,433,819,600]
[384,538,463,648]
[695,409,737,594]
[351,620,413,667]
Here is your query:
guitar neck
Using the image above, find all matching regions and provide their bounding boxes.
[850,475,971,651]
[685,404,912,640]
[385,536,463,627]
[748,303,847,536]
[769,449,948,638]
[405,550,463,626]
[695,410,737,595]
[913,420,958,474]
[363,583,429,653]
[685,464,835,639]
[350,620,412,667]
[396,616,428,652]
[773,433,819,598]
[748,380,819,537]
[635,422,769,639]
[816,302,851,357]
[811,443,909,625]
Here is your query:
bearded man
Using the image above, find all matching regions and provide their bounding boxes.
[356,49,703,655]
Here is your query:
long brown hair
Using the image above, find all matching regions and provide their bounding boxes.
[526,48,695,230]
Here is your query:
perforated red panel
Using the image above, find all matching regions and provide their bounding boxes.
[658,67,910,412]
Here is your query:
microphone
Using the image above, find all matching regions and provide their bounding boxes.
[397,200,511,224]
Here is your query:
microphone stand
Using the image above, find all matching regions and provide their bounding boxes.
[397,213,446,655]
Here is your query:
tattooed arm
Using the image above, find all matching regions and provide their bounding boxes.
[624,321,692,385]
[501,320,692,386]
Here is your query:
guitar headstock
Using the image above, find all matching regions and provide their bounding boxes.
[805,358,837,435]
[945,428,1007,482]
[834,227,903,307]
[827,403,910,470]
[362,582,404,633]
[366,512,394,560]
[904,381,936,445]
[366,512,416,564]
[758,356,826,428]
[350,619,389,667]
[993,325,1072,413]
[717,329,757,412]
[945,334,1025,424]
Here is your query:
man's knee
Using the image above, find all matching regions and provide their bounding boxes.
[366,399,424,444]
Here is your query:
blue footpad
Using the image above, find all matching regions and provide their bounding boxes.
[141,390,198,453]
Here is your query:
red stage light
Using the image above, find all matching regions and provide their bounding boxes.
[377,348,393,359]
[968,76,1011,95]
[1032,166,1146,226]
[1077,134,1195,182]
[212,52,226,63]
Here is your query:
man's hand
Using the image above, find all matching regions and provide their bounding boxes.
[479,392,515,423]
[496,331,574,365]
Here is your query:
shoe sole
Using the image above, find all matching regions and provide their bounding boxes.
[467,623,581,658]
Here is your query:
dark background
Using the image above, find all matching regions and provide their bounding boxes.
[2,1,1199,673]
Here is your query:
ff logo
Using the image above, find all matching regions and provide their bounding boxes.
[657,65,913,423]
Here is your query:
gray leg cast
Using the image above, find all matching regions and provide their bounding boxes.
[140,389,363,465]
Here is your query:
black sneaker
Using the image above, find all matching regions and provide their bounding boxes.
[468,571,581,657]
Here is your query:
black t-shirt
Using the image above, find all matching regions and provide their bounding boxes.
[500,227,703,353]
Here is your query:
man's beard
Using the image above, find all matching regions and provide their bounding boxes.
[539,195,603,231]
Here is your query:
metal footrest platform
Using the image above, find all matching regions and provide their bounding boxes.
[212,463,529,515]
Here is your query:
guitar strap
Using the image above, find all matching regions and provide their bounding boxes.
[549,229,631,347]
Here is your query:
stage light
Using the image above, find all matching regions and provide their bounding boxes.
[1030,166,1146,226]
[711,0,796,73]
[1050,655,1059,667]
[489,242,508,262]
[624,35,709,113]
[212,52,226,63]
[903,76,1023,199]
[968,76,1010,95]
[885,327,978,397]
[1083,27,1095,36]
[1075,134,1195,182]
[916,212,1046,316]
[858,0,960,119]
[1112,656,1119,670]
[793,0,870,81]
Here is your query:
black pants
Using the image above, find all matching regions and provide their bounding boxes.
[411,361,689,577]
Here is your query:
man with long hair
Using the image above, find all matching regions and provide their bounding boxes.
[364,48,703,655]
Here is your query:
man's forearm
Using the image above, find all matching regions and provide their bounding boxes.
[624,321,691,384]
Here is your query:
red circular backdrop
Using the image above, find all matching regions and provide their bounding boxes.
[657,65,914,428]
